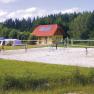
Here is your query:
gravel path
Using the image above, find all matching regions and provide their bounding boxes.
[0,47,94,67]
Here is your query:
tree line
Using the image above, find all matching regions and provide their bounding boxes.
[0,11,94,40]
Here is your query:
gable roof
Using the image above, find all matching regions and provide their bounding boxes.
[32,24,61,36]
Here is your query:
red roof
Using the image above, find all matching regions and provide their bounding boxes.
[32,24,62,36]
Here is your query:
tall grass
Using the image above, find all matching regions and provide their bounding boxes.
[0,59,94,93]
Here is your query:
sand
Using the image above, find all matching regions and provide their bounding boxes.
[0,47,94,67]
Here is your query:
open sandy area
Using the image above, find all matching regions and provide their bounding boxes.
[0,47,94,67]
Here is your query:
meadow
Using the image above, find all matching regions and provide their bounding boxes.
[0,59,94,94]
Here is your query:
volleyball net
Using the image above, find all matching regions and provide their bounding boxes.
[0,39,94,57]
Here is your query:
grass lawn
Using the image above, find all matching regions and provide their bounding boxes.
[3,45,37,50]
[3,44,52,51]
[0,59,94,94]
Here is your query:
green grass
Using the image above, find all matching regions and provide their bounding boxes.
[3,45,36,50]
[0,59,91,78]
[3,45,50,50]
[1,85,94,94]
[0,59,94,94]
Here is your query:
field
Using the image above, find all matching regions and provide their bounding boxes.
[0,59,94,94]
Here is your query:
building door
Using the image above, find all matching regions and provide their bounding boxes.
[45,37,47,44]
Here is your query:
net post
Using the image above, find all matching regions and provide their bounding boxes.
[55,42,58,50]
[85,47,88,56]
[25,43,28,52]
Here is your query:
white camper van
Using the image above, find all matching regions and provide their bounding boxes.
[0,39,22,46]
[4,39,22,46]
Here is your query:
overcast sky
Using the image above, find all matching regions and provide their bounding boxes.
[0,0,94,22]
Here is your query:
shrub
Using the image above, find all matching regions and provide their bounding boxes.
[0,74,49,90]
[0,75,19,90]
[71,69,87,85]
[88,69,94,84]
